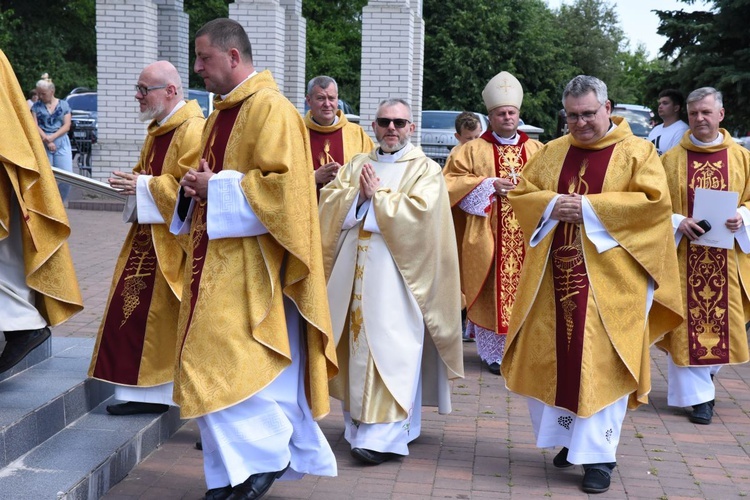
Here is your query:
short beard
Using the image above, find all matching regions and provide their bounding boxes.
[139,102,166,122]
[377,135,409,153]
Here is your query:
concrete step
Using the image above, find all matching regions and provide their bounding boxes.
[0,335,52,383]
[0,338,184,499]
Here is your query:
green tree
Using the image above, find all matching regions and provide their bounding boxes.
[654,0,750,132]
[303,0,368,109]
[609,44,669,106]
[0,0,96,95]
[423,0,574,139]
[554,0,624,89]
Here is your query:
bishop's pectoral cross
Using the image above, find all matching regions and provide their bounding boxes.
[507,168,520,185]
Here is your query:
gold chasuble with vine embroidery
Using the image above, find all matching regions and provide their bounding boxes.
[173,71,337,419]
[89,100,204,387]
[504,117,683,417]
[657,129,750,367]
[444,131,542,334]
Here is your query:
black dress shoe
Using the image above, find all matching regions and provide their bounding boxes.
[552,447,573,468]
[689,400,714,425]
[227,463,289,499]
[204,485,232,500]
[0,327,51,373]
[487,362,501,375]
[106,401,170,415]
[350,447,401,465]
[581,467,611,493]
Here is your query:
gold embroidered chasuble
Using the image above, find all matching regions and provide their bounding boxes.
[0,49,82,326]
[503,117,683,417]
[443,132,542,333]
[304,109,374,169]
[88,100,204,387]
[657,129,750,367]
[319,147,464,423]
[174,71,337,419]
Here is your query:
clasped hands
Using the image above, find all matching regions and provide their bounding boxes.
[551,193,583,224]
[181,159,214,201]
[357,163,380,207]
[678,214,743,241]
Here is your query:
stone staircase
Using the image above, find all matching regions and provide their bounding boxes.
[0,337,183,499]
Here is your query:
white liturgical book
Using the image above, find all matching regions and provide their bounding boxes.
[692,188,739,250]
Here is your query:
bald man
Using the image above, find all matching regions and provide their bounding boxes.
[88,61,205,415]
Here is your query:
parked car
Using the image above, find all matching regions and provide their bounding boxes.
[421,110,488,167]
[65,89,98,173]
[611,104,654,138]
[188,88,215,118]
[66,88,98,145]
[421,110,544,166]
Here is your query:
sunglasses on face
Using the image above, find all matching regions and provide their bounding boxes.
[375,118,411,129]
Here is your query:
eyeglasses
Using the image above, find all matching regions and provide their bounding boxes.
[565,103,604,123]
[135,84,168,96]
[376,118,411,129]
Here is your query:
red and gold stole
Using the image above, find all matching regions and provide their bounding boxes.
[309,128,344,170]
[551,144,613,413]
[686,148,730,364]
[480,130,529,334]
[93,129,176,384]
[309,128,344,197]
[183,105,242,334]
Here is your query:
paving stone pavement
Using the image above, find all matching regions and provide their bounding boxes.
[57,208,750,499]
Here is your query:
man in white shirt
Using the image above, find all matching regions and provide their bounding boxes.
[648,89,690,155]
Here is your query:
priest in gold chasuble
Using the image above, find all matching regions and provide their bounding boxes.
[304,76,374,195]
[658,87,750,426]
[320,98,463,466]
[504,76,683,494]
[169,19,338,495]
[88,62,204,416]
[0,49,83,373]
[444,71,542,375]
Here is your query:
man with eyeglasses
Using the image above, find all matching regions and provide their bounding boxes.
[304,75,373,194]
[0,49,83,374]
[443,71,543,375]
[657,87,750,426]
[319,98,463,466]
[87,61,204,417]
[171,18,337,500]
[504,75,683,494]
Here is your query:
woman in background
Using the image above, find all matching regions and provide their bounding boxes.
[31,74,73,202]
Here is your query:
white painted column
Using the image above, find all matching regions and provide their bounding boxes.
[229,0,286,89]
[279,0,306,111]
[154,0,190,86]
[360,0,421,142]
[95,0,159,181]
[410,0,424,146]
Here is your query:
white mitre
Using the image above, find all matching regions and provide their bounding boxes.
[482,71,523,112]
